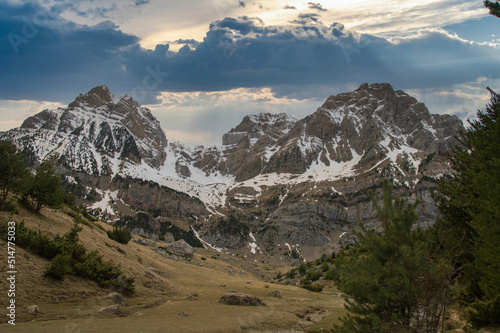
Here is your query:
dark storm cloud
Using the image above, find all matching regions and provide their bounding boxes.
[173,39,200,47]
[122,17,500,100]
[291,13,322,24]
[307,2,327,12]
[44,0,119,19]
[1,3,499,103]
[134,0,150,6]
[0,2,139,101]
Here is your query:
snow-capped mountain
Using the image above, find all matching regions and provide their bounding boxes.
[264,82,461,176]
[0,83,464,259]
[7,85,168,174]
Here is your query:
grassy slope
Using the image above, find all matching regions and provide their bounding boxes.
[0,201,346,332]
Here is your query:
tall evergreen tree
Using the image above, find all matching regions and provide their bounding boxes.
[435,89,500,327]
[0,141,30,210]
[334,180,456,332]
[27,161,65,212]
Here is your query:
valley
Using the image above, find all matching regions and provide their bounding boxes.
[0,203,346,332]
[0,83,473,332]
[0,83,464,261]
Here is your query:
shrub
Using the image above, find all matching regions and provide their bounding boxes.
[112,274,135,295]
[107,225,132,244]
[300,277,311,285]
[1,220,135,294]
[15,222,61,259]
[73,250,134,295]
[44,253,72,280]
[324,267,336,280]
[301,284,323,292]
[321,262,330,272]
[306,270,322,282]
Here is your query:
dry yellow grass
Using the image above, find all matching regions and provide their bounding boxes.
[0,202,346,332]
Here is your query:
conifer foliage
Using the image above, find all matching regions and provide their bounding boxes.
[0,140,66,213]
[435,89,500,327]
[0,141,30,210]
[26,161,65,212]
[484,0,500,18]
[334,180,456,332]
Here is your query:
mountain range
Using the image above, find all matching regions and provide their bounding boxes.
[0,83,464,261]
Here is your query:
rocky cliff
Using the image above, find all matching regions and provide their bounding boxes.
[0,83,464,261]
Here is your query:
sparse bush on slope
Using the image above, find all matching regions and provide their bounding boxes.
[107,225,132,244]
[0,220,135,294]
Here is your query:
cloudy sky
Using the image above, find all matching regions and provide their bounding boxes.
[1,0,499,144]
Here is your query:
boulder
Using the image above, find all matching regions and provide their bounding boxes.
[27,305,40,314]
[267,290,282,298]
[156,248,179,261]
[164,239,194,259]
[163,232,175,243]
[115,246,126,255]
[136,238,149,246]
[218,293,266,306]
[107,292,125,306]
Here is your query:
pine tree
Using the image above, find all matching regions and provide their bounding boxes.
[27,161,65,212]
[334,180,456,332]
[485,1,500,18]
[435,89,500,327]
[0,141,30,210]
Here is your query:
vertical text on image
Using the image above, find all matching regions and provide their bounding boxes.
[6,221,17,325]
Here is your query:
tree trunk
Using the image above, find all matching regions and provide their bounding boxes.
[1,188,9,211]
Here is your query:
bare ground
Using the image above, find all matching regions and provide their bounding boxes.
[0,202,346,332]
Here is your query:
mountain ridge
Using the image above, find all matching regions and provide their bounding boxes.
[0,83,464,260]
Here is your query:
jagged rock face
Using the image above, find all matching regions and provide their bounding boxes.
[222,113,297,145]
[110,176,206,217]
[258,83,464,176]
[11,85,168,172]
[208,83,464,183]
[221,113,298,181]
[0,83,466,260]
[0,85,208,219]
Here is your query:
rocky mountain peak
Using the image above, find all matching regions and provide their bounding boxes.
[8,85,168,174]
[260,82,464,177]
[68,85,114,109]
[222,112,297,146]
[1,83,468,258]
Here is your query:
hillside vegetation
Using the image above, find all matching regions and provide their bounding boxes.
[0,199,349,332]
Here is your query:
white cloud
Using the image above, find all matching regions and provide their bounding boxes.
[146,88,319,145]
[406,76,500,123]
[40,0,490,50]
[0,99,65,131]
